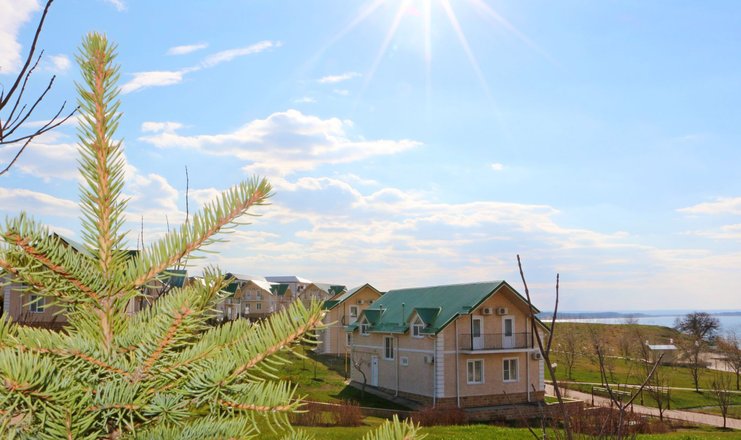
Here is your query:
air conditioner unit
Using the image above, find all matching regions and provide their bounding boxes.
[532,352,543,361]
[496,307,508,316]
[423,355,434,364]
[482,307,493,315]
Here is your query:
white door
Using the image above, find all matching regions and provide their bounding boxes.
[370,355,379,386]
[503,316,515,348]
[472,316,484,350]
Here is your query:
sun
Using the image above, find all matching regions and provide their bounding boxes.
[312,0,548,103]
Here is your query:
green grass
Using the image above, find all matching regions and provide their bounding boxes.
[253,421,737,440]
[567,382,741,411]
[278,344,409,410]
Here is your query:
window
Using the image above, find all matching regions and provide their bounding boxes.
[360,322,369,336]
[256,303,262,311]
[257,293,263,301]
[467,359,483,384]
[412,317,424,338]
[400,356,409,367]
[349,305,358,318]
[503,358,519,382]
[346,333,352,346]
[384,336,394,360]
[29,294,45,313]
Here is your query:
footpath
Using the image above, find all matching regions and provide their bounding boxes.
[546,384,740,429]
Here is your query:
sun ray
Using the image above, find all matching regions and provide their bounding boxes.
[359,0,414,99]
[424,0,433,109]
[467,0,558,66]
[298,0,387,79]
[439,0,492,99]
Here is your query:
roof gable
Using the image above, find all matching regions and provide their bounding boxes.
[324,283,381,310]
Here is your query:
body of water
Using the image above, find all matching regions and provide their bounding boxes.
[556,314,741,334]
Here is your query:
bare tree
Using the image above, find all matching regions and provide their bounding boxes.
[675,312,719,392]
[351,351,370,398]
[559,326,579,380]
[643,357,670,421]
[0,0,77,176]
[517,255,573,440]
[716,331,741,391]
[710,373,733,429]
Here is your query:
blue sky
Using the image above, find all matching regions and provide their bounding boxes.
[2,0,741,311]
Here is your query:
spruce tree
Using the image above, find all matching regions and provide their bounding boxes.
[0,33,421,440]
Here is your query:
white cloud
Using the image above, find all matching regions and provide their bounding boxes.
[490,162,504,171]
[121,70,185,94]
[141,121,184,133]
[679,197,741,216]
[46,54,70,73]
[104,0,126,12]
[333,89,350,96]
[139,109,421,176]
[293,96,316,104]
[318,72,360,84]
[0,187,77,217]
[167,43,208,56]
[0,130,79,181]
[121,40,280,94]
[0,0,39,74]
[199,40,279,68]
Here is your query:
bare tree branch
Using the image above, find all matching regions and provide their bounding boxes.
[0,0,79,177]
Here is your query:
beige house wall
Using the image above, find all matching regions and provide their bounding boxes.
[3,282,68,327]
[320,286,380,355]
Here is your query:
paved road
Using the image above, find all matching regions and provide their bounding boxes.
[558,380,741,394]
[546,384,740,429]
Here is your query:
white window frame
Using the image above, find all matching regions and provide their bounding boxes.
[400,356,409,367]
[346,332,352,346]
[29,294,45,313]
[467,359,484,384]
[384,336,395,360]
[360,322,369,336]
[503,358,519,382]
[412,317,425,338]
[349,305,359,318]
[256,302,262,311]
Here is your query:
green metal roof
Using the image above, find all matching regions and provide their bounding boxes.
[160,269,187,288]
[356,281,537,335]
[270,283,290,296]
[323,300,340,310]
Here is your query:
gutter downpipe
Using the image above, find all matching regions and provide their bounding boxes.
[455,318,460,408]
[395,334,400,397]
[526,317,531,402]
[432,333,437,407]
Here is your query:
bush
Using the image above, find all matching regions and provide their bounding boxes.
[290,401,363,427]
[410,406,468,426]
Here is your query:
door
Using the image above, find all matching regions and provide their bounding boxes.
[370,355,379,386]
[472,316,484,350]
[503,316,515,348]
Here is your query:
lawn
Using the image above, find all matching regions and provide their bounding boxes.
[277,343,409,410]
[253,420,739,440]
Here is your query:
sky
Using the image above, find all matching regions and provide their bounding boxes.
[1,0,741,312]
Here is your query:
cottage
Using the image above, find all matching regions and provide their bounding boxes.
[319,283,382,355]
[299,282,346,307]
[219,274,293,321]
[348,281,546,409]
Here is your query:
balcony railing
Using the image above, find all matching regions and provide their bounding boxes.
[458,332,532,351]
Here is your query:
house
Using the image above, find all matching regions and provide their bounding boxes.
[265,275,312,298]
[318,283,382,355]
[347,281,546,409]
[218,274,293,321]
[126,269,189,315]
[645,339,678,365]
[299,282,346,307]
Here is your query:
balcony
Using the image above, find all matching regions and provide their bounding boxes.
[458,332,532,351]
